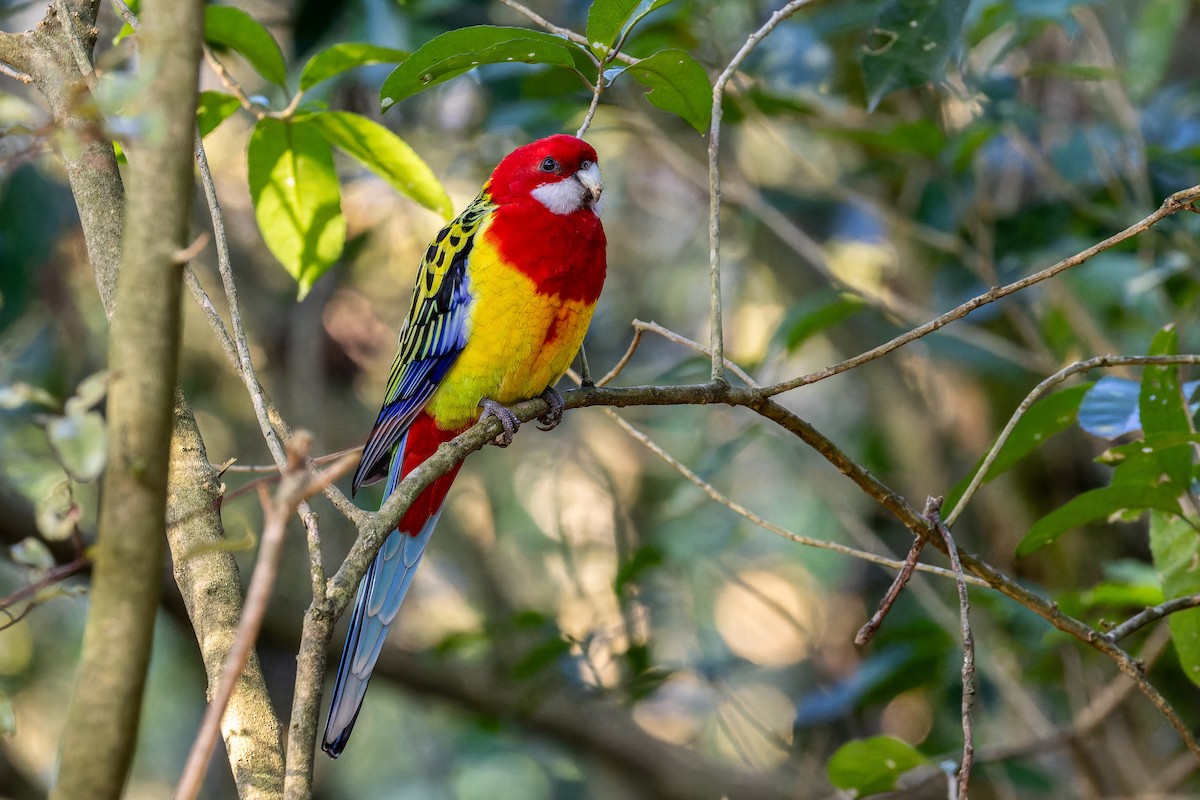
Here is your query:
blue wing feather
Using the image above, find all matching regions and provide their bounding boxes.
[350,193,492,493]
[325,192,495,757]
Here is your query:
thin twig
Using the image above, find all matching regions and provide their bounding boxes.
[765,184,1200,397]
[634,319,761,387]
[854,535,928,645]
[174,436,357,800]
[0,555,89,631]
[202,47,267,119]
[1104,594,1200,643]
[496,0,633,65]
[603,407,985,586]
[109,0,138,29]
[0,60,33,83]
[928,498,975,799]
[944,353,1200,526]
[596,326,644,386]
[707,0,818,382]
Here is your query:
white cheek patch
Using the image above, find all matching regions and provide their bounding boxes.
[531,179,585,215]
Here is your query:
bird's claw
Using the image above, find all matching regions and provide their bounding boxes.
[536,387,565,432]
[480,399,520,447]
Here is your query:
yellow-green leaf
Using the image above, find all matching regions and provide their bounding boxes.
[311,111,453,220]
[300,43,409,91]
[205,6,288,88]
[248,118,346,299]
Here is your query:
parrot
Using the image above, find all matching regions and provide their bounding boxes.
[322,134,606,757]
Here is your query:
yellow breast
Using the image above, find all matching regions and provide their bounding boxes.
[423,221,596,429]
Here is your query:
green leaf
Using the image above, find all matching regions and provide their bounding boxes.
[197,91,242,139]
[46,412,107,483]
[310,111,453,220]
[1017,485,1183,557]
[248,118,346,299]
[204,5,288,88]
[861,0,969,111]
[1150,510,1200,686]
[1140,326,1193,487]
[945,384,1090,511]
[586,0,676,52]
[827,736,930,796]
[300,43,410,91]
[380,27,585,111]
[621,49,711,133]
[1105,433,1200,490]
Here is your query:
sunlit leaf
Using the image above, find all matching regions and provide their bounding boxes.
[1017,485,1182,557]
[46,412,107,483]
[622,49,711,133]
[586,0,676,52]
[300,43,410,91]
[197,91,242,139]
[204,5,288,88]
[35,480,79,542]
[248,118,346,299]
[827,736,930,795]
[311,111,453,219]
[380,27,586,111]
[946,384,1090,511]
[861,0,969,110]
[1150,510,1200,687]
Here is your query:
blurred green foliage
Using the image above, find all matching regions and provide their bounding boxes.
[2,0,1200,797]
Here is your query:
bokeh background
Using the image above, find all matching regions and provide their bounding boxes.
[3,0,1200,797]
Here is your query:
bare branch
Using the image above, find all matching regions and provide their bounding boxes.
[1104,595,1200,643]
[707,0,820,382]
[854,535,929,645]
[0,59,33,83]
[765,184,1200,396]
[928,498,975,799]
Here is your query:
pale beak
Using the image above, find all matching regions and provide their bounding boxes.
[576,162,603,206]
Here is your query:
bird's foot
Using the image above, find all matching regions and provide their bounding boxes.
[480,399,520,447]
[536,387,565,432]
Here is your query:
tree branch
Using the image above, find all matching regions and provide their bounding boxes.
[765,183,1200,396]
[52,0,204,795]
[9,1,286,794]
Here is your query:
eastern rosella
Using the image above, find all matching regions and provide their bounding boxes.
[322,134,606,757]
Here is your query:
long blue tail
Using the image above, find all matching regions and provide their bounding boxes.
[321,435,440,757]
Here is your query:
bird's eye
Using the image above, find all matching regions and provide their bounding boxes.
[540,157,559,172]
[580,160,593,170]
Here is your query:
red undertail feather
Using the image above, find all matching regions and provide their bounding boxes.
[398,412,468,535]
